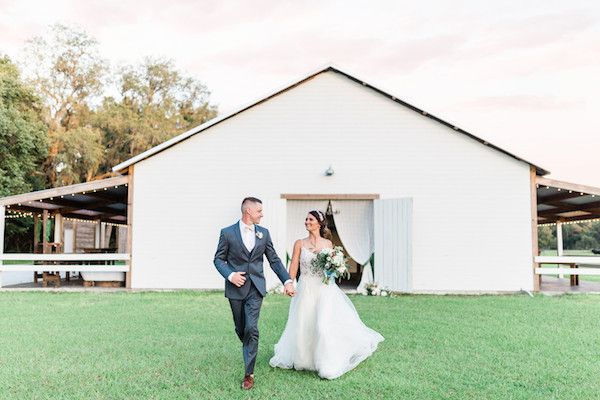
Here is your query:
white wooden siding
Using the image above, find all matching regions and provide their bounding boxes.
[131,71,534,291]
[374,198,413,292]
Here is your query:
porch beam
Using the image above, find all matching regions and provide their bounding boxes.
[0,176,128,206]
[537,191,583,204]
[536,177,600,197]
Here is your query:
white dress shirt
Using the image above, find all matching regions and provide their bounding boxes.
[239,220,256,252]
[227,220,292,287]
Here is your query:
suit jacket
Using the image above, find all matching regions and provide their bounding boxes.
[214,222,291,299]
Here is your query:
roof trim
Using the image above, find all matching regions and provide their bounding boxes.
[0,176,128,206]
[536,176,600,197]
[112,64,550,175]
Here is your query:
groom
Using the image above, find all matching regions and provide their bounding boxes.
[214,197,295,390]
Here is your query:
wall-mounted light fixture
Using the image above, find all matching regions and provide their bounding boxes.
[325,165,334,176]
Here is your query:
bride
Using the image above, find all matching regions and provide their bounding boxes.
[269,210,384,379]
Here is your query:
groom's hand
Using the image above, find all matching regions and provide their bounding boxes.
[284,283,295,297]
[229,272,247,287]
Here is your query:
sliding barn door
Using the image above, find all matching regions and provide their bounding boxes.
[374,198,413,292]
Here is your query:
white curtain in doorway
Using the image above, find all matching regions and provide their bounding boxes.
[286,200,330,254]
[330,200,374,266]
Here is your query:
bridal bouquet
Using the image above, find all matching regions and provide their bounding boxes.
[311,246,351,284]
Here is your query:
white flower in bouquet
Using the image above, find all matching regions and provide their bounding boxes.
[310,246,351,284]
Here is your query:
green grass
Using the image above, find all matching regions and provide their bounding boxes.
[1,291,600,399]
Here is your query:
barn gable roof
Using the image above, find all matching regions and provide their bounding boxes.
[112,65,549,175]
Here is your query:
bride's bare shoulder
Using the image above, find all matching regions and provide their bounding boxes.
[324,239,333,248]
[294,239,306,249]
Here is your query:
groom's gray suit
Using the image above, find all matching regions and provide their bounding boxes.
[214,221,291,375]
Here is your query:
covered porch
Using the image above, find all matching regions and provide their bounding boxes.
[534,176,600,293]
[0,174,133,289]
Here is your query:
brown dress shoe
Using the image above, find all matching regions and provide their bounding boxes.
[242,375,254,390]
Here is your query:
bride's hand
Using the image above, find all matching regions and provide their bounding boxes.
[284,283,295,297]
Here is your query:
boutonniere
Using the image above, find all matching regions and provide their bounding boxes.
[256,231,263,239]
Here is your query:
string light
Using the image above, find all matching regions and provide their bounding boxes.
[62,217,127,227]
[63,217,99,224]
[539,217,600,227]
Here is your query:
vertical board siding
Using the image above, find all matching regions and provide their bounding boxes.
[374,198,413,292]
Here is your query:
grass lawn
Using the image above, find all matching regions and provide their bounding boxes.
[0,291,599,399]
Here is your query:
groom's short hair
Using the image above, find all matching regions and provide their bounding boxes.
[241,197,262,213]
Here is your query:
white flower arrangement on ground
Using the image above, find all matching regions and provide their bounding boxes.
[310,246,351,284]
[362,282,388,297]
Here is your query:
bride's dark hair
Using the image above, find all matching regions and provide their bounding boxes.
[308,210,332,240]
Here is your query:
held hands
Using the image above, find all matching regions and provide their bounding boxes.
[284,283,295,297]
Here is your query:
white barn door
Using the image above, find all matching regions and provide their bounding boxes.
[374,198,413,292]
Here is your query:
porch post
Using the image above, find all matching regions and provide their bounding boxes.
[42,210,49,254]
[94,219,101,248]
[54,213,64,252]
[99,222,106,248]
[0,206,5,254]
[0,205,5,288]
[33,213,39,253]
[556,221,564,278]
[126,165,134,289]
[531,166,540,291]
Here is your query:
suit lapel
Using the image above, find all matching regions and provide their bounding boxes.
[233,222,251,258]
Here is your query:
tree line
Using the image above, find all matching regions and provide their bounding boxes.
[538,222,600,252]
[1,24,217,198]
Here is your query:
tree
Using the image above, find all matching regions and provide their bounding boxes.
[0,56,47,196]
[538,225,557,251]
[0,56,48,252]
[22,23,106,131]
[50,125,104,185]
[95,57,217,170]
[21,24,107,186]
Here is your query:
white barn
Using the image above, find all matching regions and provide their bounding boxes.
[115,65,545,292]
[6,65,575,292]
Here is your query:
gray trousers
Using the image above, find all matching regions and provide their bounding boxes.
[228,282,263,375]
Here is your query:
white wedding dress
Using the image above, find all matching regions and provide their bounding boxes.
[269,247,384,379]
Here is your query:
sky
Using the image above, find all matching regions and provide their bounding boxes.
[1,0,599,185]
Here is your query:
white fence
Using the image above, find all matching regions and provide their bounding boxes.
[0,253,130,287]
[534,256,600,276]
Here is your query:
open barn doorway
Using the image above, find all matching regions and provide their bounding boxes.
[283,195,378,291]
